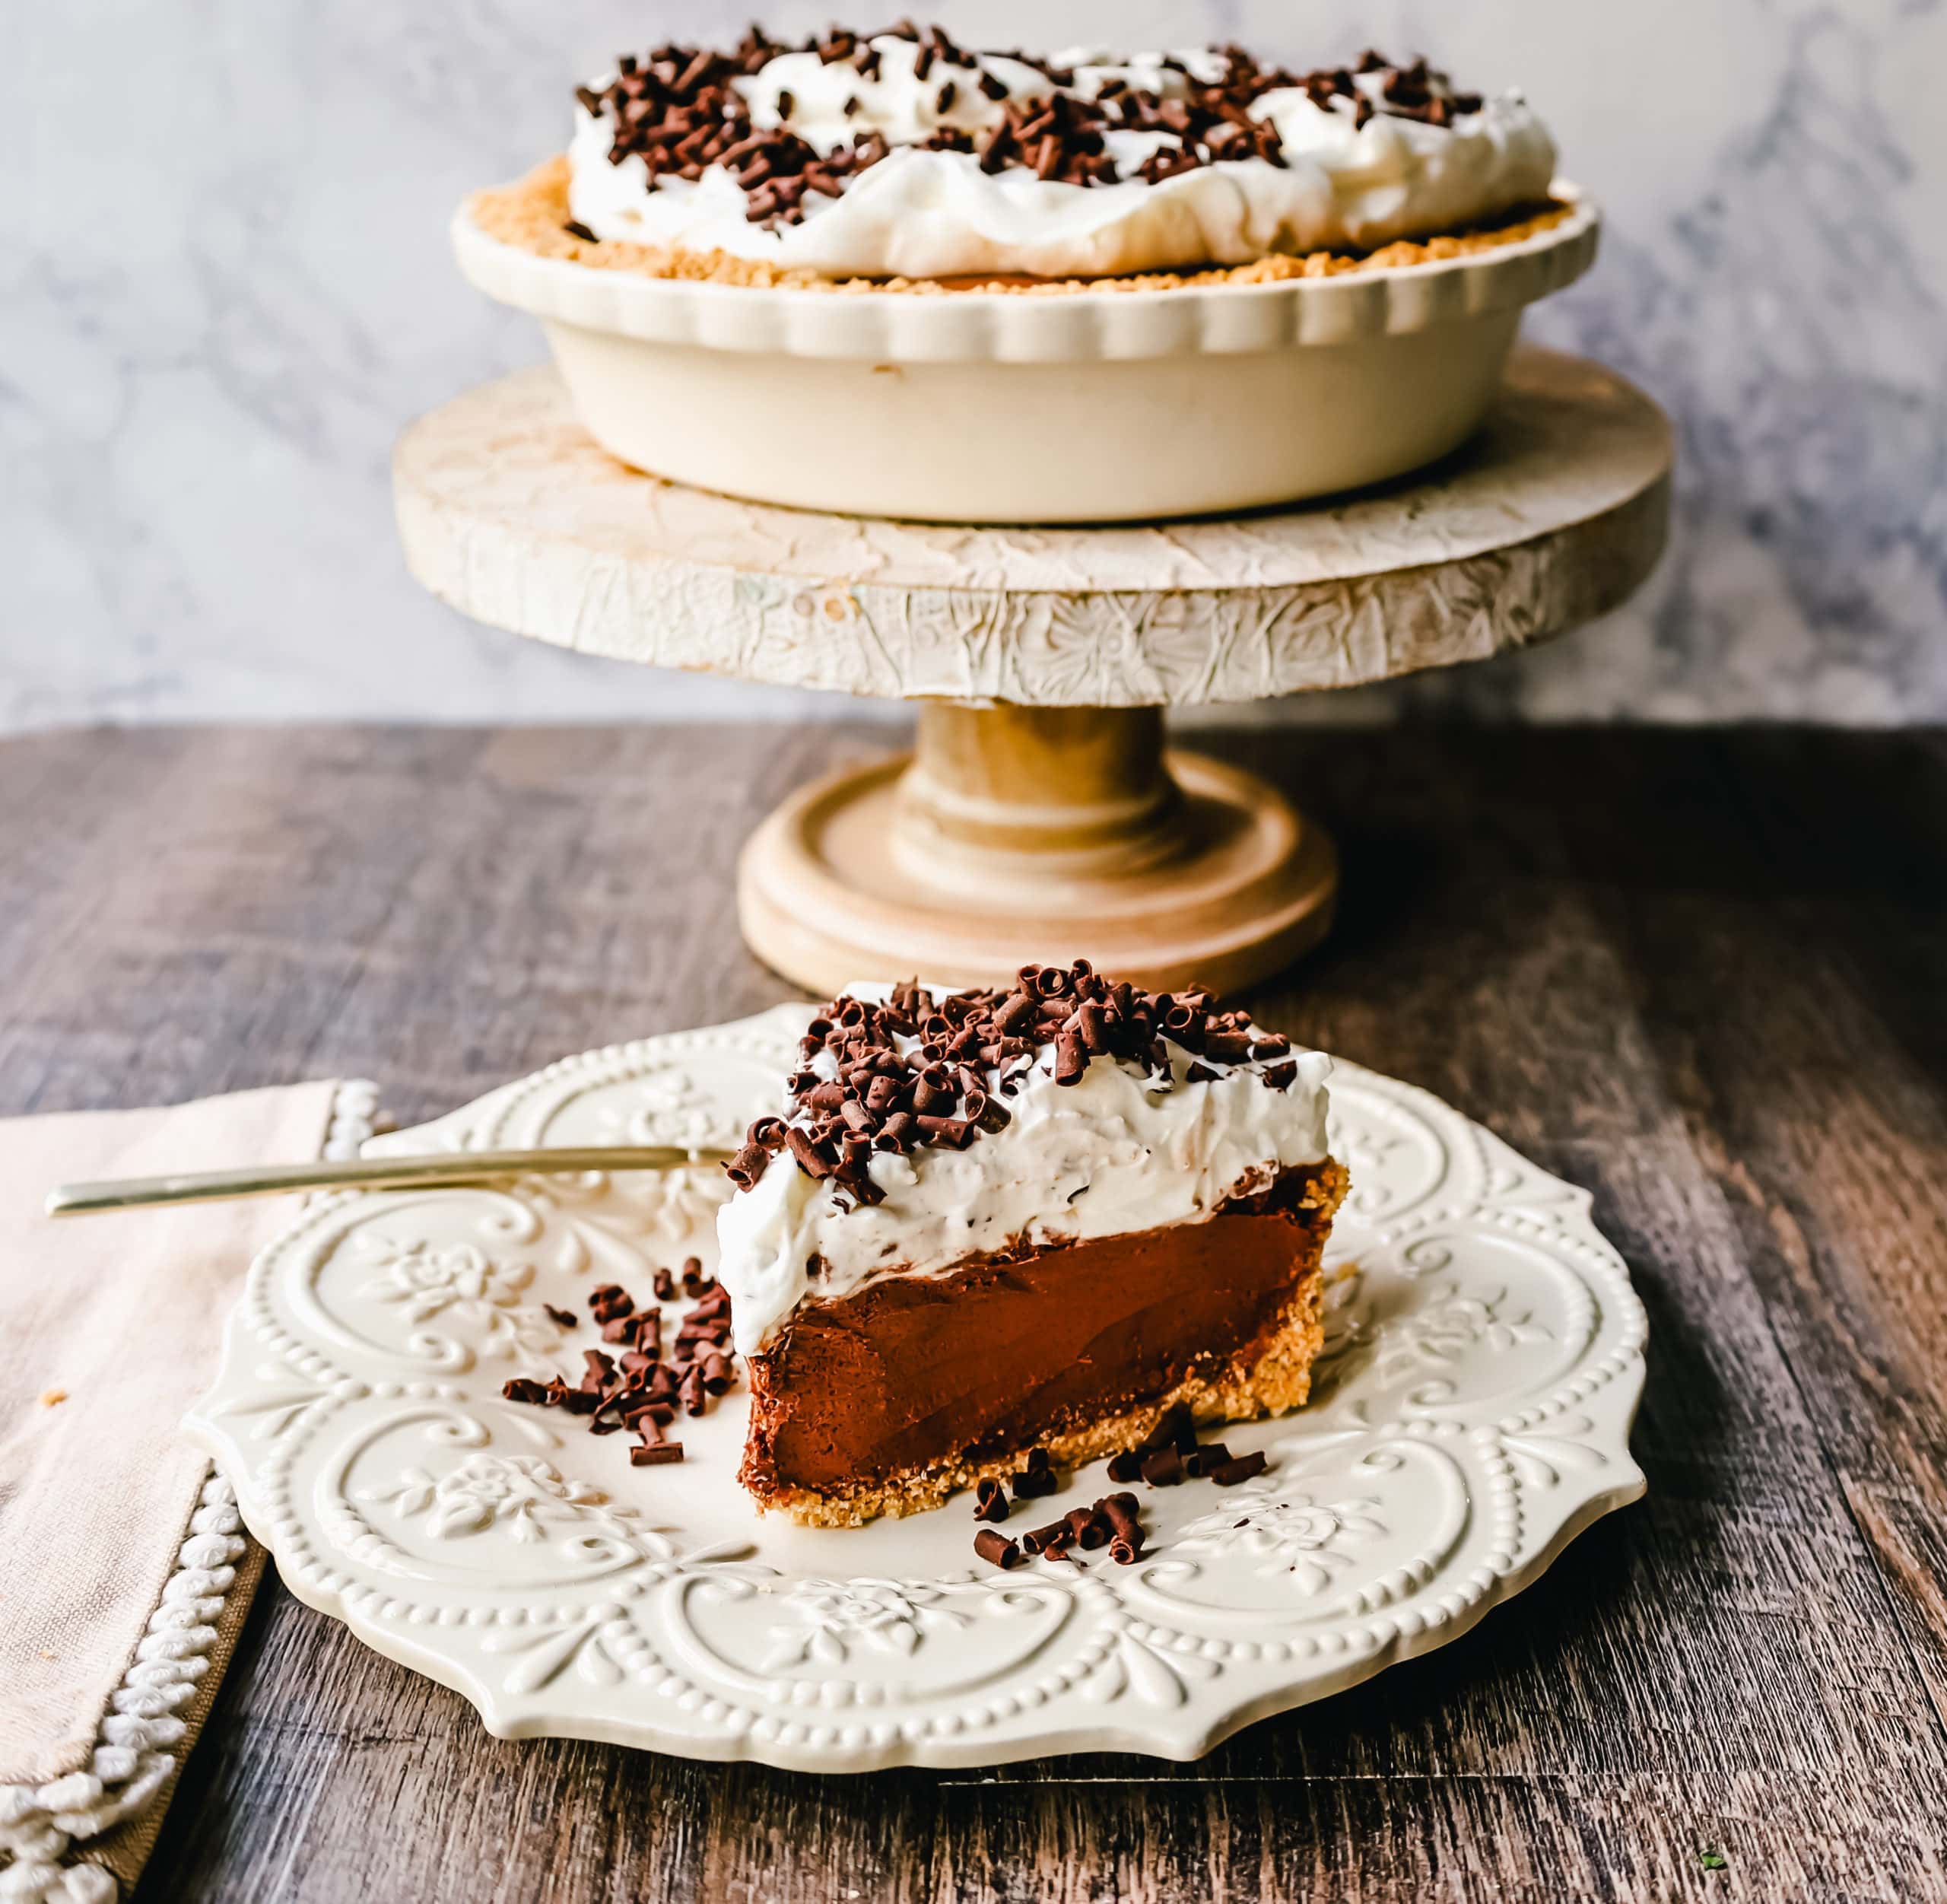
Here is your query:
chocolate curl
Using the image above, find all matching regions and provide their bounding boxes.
[589,1283,633,1324]
[501,1378,549,1406]
[974,1529,1022,1570]
[1012,1447,1058,1499]
[872,1112,916,1152]
[973,1478,1010,1524]
[1184,1442,1232,1479]
[912,1067,954,1114]
[700,1352,734,1395]
[1021,1518,1075,1558]
[1053,1032,1088,1086]
[914,1115,974,1148]
[1106,1449,1145,1484]
[1211,1451,1269,1486]
[1139,1446,1186,1487]
[630,1438,684,1467]
[785,1125,836,1178]
[1066,1506,1110,1552]
[1100,1492,1144,1564]
[1138,1403,1196,1457]
[681,1256,710,1295]
[652,1267,677,1302]
[543,1305,577,1330]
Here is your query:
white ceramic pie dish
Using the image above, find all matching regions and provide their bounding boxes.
[454,187,1597,523]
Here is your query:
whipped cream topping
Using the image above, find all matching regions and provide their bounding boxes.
[715,996,1332,1357]
[567,34,1557,281]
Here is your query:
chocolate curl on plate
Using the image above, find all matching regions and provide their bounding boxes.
[1211,1451,1269,1486]
[1020,1518,1075,1558]
[1099,1492,1144,1563]
[1065,1505,1111,1551]
[1012,1446,1058,1499]
[974,1478,1010,1523]
[974,1529,1022,1570]
[589,1283,633,1325]
[1137,1403,1196,1457]
[1139,1445,1186,1487]
[630,1436,684,1467]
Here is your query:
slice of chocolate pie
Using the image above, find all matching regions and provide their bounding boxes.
[716,965,1346,1526]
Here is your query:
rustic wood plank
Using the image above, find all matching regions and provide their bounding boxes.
[1,724,1942,1903]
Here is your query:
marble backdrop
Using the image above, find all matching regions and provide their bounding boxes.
[5,0,1943,729]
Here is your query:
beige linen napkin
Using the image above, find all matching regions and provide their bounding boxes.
[0,1080,372,1900]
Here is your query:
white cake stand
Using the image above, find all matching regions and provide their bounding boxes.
[394,346,1669,993]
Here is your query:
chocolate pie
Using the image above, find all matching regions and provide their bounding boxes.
[714,966,1347,1526]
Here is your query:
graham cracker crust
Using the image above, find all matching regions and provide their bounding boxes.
[758,1156,1347,1528]
[468,157,1574,296]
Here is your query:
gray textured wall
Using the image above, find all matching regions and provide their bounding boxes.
[6,0,1944,729]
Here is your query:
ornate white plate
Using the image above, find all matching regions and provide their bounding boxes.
[186,1006,1647,1769]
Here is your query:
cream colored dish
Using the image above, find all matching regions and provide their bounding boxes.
[454,187,1595,523]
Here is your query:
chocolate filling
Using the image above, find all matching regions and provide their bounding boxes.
[739,1168,1333,1502]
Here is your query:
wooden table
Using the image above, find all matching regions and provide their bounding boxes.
[3,723,1942,1902]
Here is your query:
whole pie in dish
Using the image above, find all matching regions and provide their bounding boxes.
[468,24,1567,290]
[713,966,1347,1526]
[453,23,1595,520]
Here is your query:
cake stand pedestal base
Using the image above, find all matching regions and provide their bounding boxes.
[392,349,1673,995]
[738,703,1336,994]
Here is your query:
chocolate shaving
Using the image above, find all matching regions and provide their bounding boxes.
[543,1304,578,1329]
[562,218,600,243]
[974,1477,1010,1523]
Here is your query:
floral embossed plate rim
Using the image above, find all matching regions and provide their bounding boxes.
[186,1003,1647,1770]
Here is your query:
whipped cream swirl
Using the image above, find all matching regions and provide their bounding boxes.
[567,35,1557,280]
[716,1012,1332,1357]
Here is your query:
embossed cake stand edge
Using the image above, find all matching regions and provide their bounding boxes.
[392,347,1670,993]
